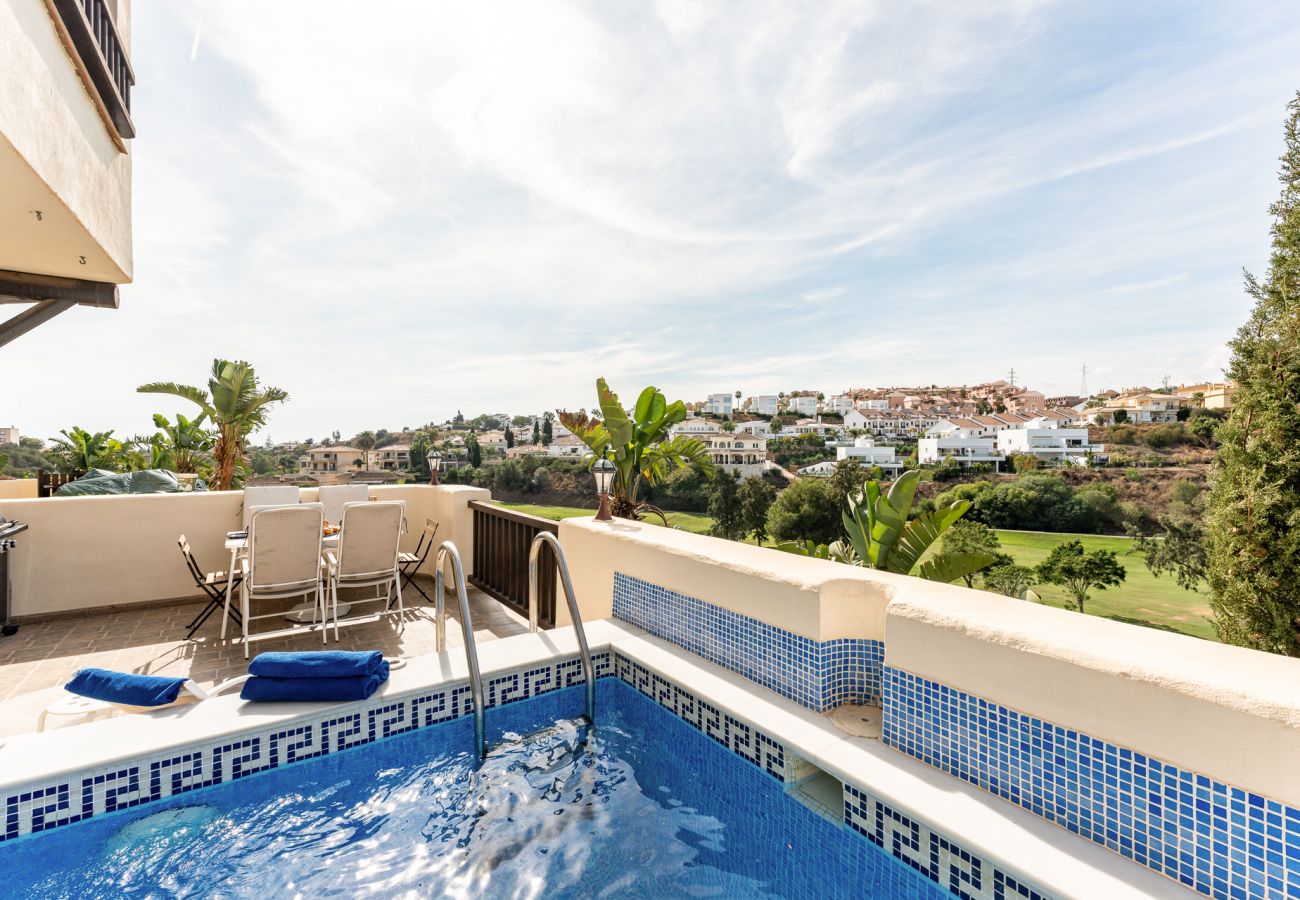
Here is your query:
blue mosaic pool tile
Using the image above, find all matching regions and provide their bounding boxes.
[1,650,613,843]
[882,665,1300,900]
[614,654,786,781]
[612,572,884,711]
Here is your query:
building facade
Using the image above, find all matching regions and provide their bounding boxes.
[705,393,735,416]
[2,0,135,347]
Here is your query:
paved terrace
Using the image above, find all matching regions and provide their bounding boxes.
[0,576,527,739]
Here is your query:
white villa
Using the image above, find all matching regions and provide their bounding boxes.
[920,414,1104,468]
[546,437,587,458]
[783,395,818,417]
[302,445,365,473]
[700,432,768,478]
[843,408,943,438]
[1087,392,1188,424]
[368,443,412,472]
[823,395,856,415]
[746,395,779,416]
[705,393,735,416]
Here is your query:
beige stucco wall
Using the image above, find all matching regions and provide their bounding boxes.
[886,584,1300,808]
[0,0,132,282]
[0,485,476,618]
[0,480,39,501]
[556,517,899,641]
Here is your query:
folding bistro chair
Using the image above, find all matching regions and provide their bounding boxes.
[178,535,243,639]
[398,518,439,604]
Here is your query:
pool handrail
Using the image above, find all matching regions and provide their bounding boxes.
[434,541,486,760]
[527,531,595,725]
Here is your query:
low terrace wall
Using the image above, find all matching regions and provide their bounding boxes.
[0,484,486,619]
[558,515,1300,897]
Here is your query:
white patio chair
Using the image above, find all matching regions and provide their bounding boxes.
[325,501,405,640]
[318,484,369,528]
[236,505,326,657]
[241,485,300,528]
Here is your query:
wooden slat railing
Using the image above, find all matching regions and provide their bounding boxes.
[468,501,558,628]
[38,471,82,497]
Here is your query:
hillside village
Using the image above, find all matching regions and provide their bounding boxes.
[1,378,1234,494]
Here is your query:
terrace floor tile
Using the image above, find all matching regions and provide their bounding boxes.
[0,576,528,738]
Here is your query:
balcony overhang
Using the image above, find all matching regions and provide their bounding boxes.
[0,269,118,348]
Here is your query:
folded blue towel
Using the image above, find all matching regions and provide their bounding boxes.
[248,650,385,680]
[66,668,188,707]
[239,662,389,703]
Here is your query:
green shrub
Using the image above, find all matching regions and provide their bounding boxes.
[766,478,842,545]
[1108,425,1139,445]
[967,474,1099,533]
[1144,423,1188,450]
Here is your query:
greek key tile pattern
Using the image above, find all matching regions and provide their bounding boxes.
[1,651,612,843]
[613,654,786,781]
[883,666,1300,900]
[845,783,1047,900]
[612,573,884,710]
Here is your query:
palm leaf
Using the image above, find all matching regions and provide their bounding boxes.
[916,550,1000,584]
[596,378,633,448]
[137,382,213,416]
[890,501,971,575]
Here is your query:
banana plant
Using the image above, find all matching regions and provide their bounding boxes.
[49,426,121,472]
[780,470,997,584]
[558,378,714,518]
[150,412,215,474]
[139,360,287,490]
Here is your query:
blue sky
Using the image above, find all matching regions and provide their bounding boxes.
[9,1,1300,440]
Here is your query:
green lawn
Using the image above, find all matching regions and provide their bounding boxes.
[987,530,1214,641]
[496,502,714,534]
[498,503,1214,641]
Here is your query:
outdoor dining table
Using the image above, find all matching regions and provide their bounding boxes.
[222,532,352,626]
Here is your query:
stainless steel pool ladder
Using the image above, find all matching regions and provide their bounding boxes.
[527,532,596,725]
[434,542,486,761]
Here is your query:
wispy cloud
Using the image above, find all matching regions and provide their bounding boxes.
[5,0,1297,439]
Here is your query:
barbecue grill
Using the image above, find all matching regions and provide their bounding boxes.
[0,515,28,636]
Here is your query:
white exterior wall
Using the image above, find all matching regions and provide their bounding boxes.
[706,393,734,416]
[785,396,817,416]
[919,436,1003,465]
[748,395,779,416]
[0,0,133,282]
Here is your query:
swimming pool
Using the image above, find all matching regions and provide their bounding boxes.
[0,679,948,898]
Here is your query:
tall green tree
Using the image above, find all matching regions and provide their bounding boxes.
[1206,93,1300,654]
[139,360,288,490]
[941,520,1002,588]
[542,417,553,445]
[466,432,482,468]
[738,476,777,544]
[708,470,743,540]
[1035,540,1126,614]
[354,431,376,470]
[766,477,842,545]
[410,431,431,479]
[559,379,712,518]
[505,428,515,448]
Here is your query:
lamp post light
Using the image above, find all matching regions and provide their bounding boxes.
[592,457,615,521]
[426,449,442,486]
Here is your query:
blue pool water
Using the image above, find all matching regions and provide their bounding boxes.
[0,680,946,898]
